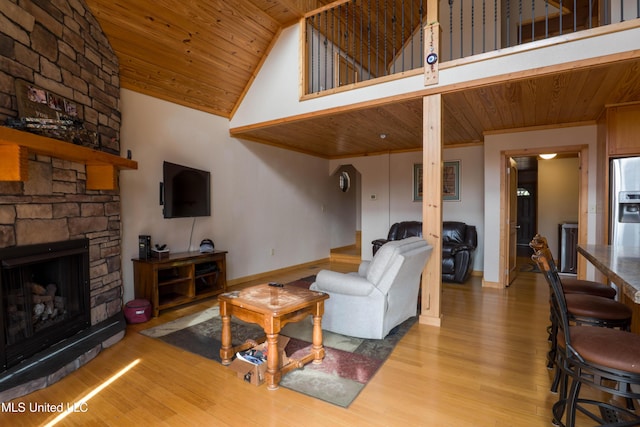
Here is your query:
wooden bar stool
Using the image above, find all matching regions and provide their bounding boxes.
[532,247,640,427]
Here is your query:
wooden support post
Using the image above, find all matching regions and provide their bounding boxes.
[420,94,443,327]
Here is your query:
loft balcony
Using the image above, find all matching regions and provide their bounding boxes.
[303,0,638,96]
[230,0,639,158]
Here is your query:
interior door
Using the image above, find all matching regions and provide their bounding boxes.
[507,158,519,286]
[516,181,537,256]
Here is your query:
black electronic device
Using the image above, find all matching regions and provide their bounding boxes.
[138,235,151,259]
[162,161,211,218]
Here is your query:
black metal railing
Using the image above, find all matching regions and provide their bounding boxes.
[304,0,639,94]
[305,0,427,93]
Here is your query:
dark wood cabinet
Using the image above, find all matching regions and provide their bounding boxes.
[132,250,227,317]
[607,104,640,157]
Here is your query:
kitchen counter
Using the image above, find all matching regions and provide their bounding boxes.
[577,244,640,304]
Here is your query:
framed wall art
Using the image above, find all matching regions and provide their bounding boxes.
[443,160,461,201]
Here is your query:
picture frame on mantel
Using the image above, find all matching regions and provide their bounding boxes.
[443,160,461,201]
[413,163,423,201]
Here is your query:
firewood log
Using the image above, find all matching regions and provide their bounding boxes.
[30,283,47,295]
[46,283,57,296]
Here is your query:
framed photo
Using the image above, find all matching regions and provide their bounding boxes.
[413,163,423,201]
[15,79,78,119]
[443,160,461,201]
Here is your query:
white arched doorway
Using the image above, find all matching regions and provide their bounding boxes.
[329,165,361,261]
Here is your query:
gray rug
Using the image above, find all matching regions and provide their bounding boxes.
[140,305,416,407]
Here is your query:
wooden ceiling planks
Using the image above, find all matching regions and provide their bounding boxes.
[232,57,640,157]
[85,0,327,118]
[83,0,640,158]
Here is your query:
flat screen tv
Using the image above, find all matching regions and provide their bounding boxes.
[162,161,211,218]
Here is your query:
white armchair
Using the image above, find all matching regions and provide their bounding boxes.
[310,237,433,339]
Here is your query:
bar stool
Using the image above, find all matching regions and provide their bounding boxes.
[530,234,616,299]
[529,236,632,393]
[532,247,640,427]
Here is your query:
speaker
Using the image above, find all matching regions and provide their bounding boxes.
[138,235,151,259]
[199,239,215,253]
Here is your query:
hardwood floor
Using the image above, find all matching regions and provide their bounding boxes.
[2,263,566,426]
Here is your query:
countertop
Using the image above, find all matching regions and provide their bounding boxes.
[577,244,640,303]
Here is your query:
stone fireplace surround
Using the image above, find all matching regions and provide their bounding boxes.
[0,1,128,401]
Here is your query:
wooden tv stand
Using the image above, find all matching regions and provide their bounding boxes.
[132,250,227,317]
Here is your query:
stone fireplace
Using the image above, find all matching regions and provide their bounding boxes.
[0,239,90,370]
[0,0,131,401]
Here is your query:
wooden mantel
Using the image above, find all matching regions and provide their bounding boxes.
[0,126,137,190]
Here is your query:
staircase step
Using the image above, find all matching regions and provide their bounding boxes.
[330,245,361,264]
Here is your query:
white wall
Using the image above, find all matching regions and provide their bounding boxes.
[119,90,332,302]
[538,157,580,260]
[330,154,393,259]
[610,0,640,23]
[484,125,598,284]
[443,145,485,272]
[329,153,422,260]
[329,147,485,272]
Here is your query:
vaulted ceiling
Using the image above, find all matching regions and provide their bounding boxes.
[85,0,640,158]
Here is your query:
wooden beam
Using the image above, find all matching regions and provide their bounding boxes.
[424,22,440,86]
[86,164,117,190]
[427,0,438,23]
[0,144,28,181]
[0,127,137,190]
[420,93,443,327]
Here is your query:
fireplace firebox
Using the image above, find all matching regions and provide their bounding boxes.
[0,239,90,371]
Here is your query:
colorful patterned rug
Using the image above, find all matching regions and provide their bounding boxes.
[140,277,416,407]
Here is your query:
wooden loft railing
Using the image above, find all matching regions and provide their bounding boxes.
[0,127,137,190]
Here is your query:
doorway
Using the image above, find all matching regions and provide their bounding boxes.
[500,147,588,287]
[329,165,361,263]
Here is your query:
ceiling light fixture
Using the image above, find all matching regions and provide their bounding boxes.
[380,133,387,139]
[539,153,557,160]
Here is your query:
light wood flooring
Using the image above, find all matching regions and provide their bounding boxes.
[329,245,361,264]
[0,263,604,426]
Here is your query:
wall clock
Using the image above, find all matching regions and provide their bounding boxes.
[339,171,351,192]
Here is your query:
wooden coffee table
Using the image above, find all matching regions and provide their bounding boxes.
[218,283,329,390]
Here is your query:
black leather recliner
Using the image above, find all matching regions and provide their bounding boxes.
[441,221,477,283]
[372,220,477,284]
[372,221,423,256]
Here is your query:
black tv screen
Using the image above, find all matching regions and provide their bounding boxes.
[162,161,211,218]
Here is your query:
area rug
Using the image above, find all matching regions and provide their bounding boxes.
[139,278,416,407]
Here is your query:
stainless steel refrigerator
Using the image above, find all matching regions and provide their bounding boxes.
[610,157,640,247]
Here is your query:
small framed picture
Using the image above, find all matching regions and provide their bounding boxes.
[27,86,47,104]
[47,93,64,111]
[443,160,461,201]
[64,99,78,117]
